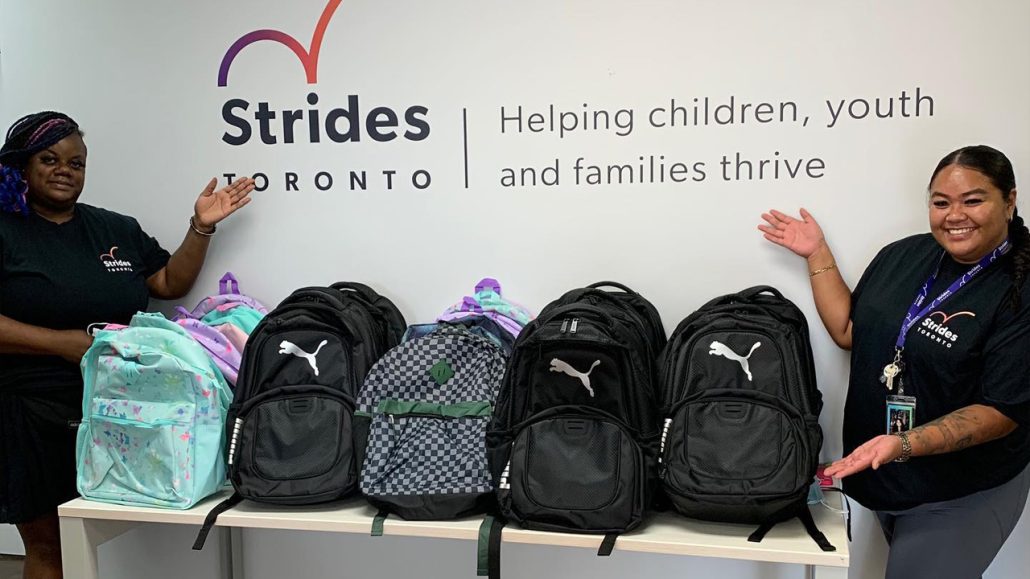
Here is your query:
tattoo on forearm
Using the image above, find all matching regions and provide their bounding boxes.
[906,406,1009,457]
[955,435,975,450]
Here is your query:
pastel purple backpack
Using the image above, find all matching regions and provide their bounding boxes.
[177,272,268,321]
[174,273,267,386]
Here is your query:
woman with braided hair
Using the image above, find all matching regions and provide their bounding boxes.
[0,111,255,578]
[759,145,1030,579]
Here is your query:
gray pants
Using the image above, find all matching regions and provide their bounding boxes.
[875,462,1030,579]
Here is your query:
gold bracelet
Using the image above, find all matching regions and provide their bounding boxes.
[809,263,836,278]
[189,216,216,237]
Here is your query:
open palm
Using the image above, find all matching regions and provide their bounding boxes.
[758,208,826,258]
[193,177,256,229]
[823,435,901,479]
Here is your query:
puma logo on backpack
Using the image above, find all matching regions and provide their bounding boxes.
[708,340,761,382]
[278,339,329,376]
[549,358,601,397]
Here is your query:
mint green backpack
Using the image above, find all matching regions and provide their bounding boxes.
[76,312,232,509]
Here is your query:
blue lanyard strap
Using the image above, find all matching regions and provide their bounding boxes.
[895,239,1011,350]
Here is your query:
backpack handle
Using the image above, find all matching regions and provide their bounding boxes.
[459,296,484,313]
[219,272,240,295]
[734,285,784,301]
[540,303,616,328]
[330,281,379,302]
[172,306,195,321]
[587,281,640,296]
[475,277,502,295]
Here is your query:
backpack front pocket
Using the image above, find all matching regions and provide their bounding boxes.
[503,409,644,532]
[232,385,356,504]
[361,400,493,497]
[78,398,195,507]
[662,389,810,500]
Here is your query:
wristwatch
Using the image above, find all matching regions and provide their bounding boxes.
[893,431,912,463]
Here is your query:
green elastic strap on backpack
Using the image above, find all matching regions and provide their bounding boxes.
[477,516,505,578]
[371,509,389,537]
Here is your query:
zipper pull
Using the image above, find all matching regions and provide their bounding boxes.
[570,318,579,334]
[560,318,569,334]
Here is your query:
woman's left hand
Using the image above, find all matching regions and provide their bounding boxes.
[823,434,903,479]
[193,177,255,230]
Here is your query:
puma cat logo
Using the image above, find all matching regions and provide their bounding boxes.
[708,341,761,382]
[279,340,329,376]
[550,358,601,397]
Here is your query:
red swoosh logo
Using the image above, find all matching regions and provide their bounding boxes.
[218,0,342,87]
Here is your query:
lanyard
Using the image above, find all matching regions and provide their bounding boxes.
[881,239,1010,392]
[895,239,1010,350]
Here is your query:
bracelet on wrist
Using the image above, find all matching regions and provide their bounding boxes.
[189,216,216,237]
[893,431,912,463]
[809,262,837,278]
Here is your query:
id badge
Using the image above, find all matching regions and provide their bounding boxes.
[886,395,917,434]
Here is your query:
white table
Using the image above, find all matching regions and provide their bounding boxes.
[59,491,849,579]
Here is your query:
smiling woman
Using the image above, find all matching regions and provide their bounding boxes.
[928,151,1018,265]
[758,145,1030,579]
[0,111,256,579]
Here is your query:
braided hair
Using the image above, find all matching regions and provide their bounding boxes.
[929,145,1029,311]
[0,112,83,215]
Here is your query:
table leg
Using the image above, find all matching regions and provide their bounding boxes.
[59,517,139,579]
[219,527,245,579]
[810,564,848,579]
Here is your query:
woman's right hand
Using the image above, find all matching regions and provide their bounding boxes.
[758,208,826,259]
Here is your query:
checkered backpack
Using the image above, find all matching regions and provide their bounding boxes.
[356,323,506,523]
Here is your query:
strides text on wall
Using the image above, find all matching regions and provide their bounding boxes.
[222,93,430,145]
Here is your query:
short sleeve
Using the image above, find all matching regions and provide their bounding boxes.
[130,217,171,278]
[979,293,1030,427]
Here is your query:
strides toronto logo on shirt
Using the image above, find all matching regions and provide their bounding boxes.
[918,310,976,349]
[99,247,133,273]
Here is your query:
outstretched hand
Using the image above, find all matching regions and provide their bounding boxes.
[823,435,903,479]
[193,177,255,230]
[758,208,826,259]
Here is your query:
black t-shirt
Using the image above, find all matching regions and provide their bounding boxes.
[0,204,171,392]
[846,233,1030,510]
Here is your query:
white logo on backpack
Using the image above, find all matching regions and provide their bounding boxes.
[549,358,601,397]
[279,340,329,376]
[708,341,761,382]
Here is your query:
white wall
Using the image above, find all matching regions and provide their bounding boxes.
[2,1,1029,577]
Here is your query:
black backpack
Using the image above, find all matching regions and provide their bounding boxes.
[486,282,664,555]
[193,282,405,549]
[657,286,833,550]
